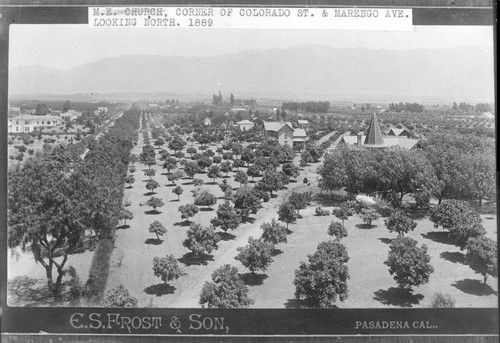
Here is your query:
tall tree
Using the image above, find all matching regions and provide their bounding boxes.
[152,255,184,284]
[149,221,167,241]
[260,219,288,245]
[384,210,417,237]
[465,236,497,284]
[277,201,298,229]
[211,201,241,233]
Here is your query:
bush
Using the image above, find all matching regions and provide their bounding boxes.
[303,177,308,184]
[428,292,456,308]
[102,284,138,308]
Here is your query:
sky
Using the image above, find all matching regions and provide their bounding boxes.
[9,24,494,70]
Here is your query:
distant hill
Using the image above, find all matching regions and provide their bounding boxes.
[9,44,495,102]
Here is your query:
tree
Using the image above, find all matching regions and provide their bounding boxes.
[183,161,200,179]
[232,185,262,222]
[144,168,156,179]
[211,201,241,233]
[183,223,220,257]
[246,165,261,181]
[387,237,434,290]
[384,210,417,237]
[428,293,456,308]
[102,285,138,308]
[145,196,164,212]
[178,204,199,222]
[124,175,135,187]
[207,165,222,183]
[327,221,347,241]
[62,99,71,113]
[333,203,355,229]
[152,255,184,284]
[167,170,182,185]
[257,168,284,196]
[220,162,232,176]
[193,178,204,187]
[360,208,380,226]
[235,237,274,274]
[140,144,156,167]
[199,264,254,308]
[35,103,49,116]
[194,189,217,208]
[186,146,198,157]
[294,241,349,308]
[163,156,177,172]
[288,192,312,215]
[261,219,287,245]
[234,170,249,185]
[168,136,186,156]
[119,208,134,226]
[197,156,212,172]
[465,236,497,284]
[172,185,183,200]
[8,158,85,297]
[149,221,167,241]
[277,201,298,229]
[429,200,485,249]
[282,162,299,178]
[146,179,160,194]
[233,159,245,170]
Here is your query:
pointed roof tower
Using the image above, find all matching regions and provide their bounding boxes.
[364,112,385,146]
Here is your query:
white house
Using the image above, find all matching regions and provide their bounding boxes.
[236,120,254,131]
[8,115,62,133]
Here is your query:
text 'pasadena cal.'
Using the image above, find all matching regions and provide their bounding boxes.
[89,7,412,31]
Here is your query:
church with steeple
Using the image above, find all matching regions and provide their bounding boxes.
[338,112,422,150]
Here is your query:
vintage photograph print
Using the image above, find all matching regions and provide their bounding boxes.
[1,5,497,339]
[6,13,496,312]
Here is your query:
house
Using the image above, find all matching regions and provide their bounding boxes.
[297,120,309,128]
[293,128,308,150]
[263,121,294,148]
[388,128,411,138]
[60,110,81,122]
[8,114,62,133]
[338,113,421,150]
[236,120,254,131]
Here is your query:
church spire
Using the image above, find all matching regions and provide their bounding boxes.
[364,112,385,146]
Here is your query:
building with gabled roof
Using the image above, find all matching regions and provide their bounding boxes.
[263,121,294,148]
[339,112,421,150]
[236,119,254,131]
[388,128,411,138]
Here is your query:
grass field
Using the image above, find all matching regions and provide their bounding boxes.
[7,117,498,308]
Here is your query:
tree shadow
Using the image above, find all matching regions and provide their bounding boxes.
[356,223,374,230]
[452,279,498,296]
[143,283,176,297]
[7,276,79,306]
[239,272,268,286]
[164,184,175,187]
[178,252,214,266]
[283,298,338,309]
[243,217,256,224]
[271,248,283,257]
[199,207,214,212]
[145,210,162,215]
[144,191,156,196]
[145,238,163,245]
[421,231,455,246]
[116,224,130,230]
[440,251,466,264]
[314,192,349,207]
[170,199,180,202]
[182,181,194,185]
[373,287,424,307]
[126,185,133,189]
[218,232,236,241]
[174,221,191,227]
[378,237,393,245]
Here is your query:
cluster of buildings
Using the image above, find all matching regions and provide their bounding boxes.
[338,113,422,150]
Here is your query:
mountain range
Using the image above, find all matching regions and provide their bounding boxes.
[9,44,495,102]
